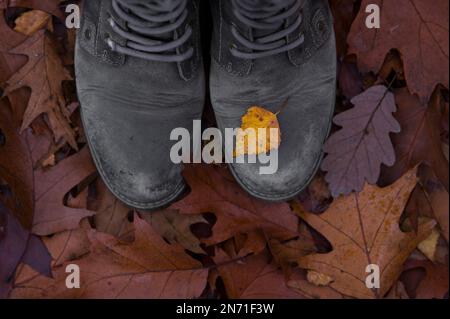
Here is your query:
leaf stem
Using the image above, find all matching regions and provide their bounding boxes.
[275,97,291,116]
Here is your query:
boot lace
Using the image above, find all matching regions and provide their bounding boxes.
[230,0,305,59]
[106,0,193,63]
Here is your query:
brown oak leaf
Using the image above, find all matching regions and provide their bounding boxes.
[0,9,26,51]
[404,165,449,243]
[0,0,64,21]
[170,164,299,246]
[214,249,306,299]
[330,0,359,58]
[322,85,401,197]
[296,169,436,299]
[381,88,449,192]
[348,0,449,102]
[1,98,90,236]
[2,30,77,148]
[87,178,135,242]
[0,202,51,298]
[32,147,97,236]
[403,260,448,299]
[0,99,33,229]
[11,215,208,299]
[142,209,208,255]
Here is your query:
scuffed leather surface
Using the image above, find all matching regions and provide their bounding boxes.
[76,0,205,209]
[210,0,337,201]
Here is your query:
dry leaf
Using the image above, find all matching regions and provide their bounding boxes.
[32,147,97,236]
[269,223,319,274]
[235,106,281,157]
[2,30,77,148]
[382,88,449,192]
[0,10,27,51]
[43,228,91,267]
[306,271,334,287]
[170,164,299,246]
[214,249,306,299]
[330,0,359,58]
[0,202,51,298]
[0,99,33,229]
[1,99,93,237]
[385,282,410,299]
[11,216,208,298]
[417,228,440,262]
[142,209,208,255]
[14,10,51,36]
[297,169,436,298]
[348,0,449,102]
[322,85,401,197]
[403,259,449,299]
[88,178,134,242]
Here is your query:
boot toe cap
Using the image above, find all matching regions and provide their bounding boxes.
[80,100,187,210]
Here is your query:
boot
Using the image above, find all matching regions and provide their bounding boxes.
[75,0,205,210]
[209,0,336,201]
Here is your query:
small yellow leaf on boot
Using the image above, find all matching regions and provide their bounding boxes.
[234,106,281,157]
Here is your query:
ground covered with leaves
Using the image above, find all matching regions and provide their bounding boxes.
[0,0,448,299]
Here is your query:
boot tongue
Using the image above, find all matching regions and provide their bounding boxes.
[115,0,185,40]
[241,0,299,39]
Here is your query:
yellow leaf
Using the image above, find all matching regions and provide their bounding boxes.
[234,106,281,157]
[14,10,51,36]
[307,270,334,287]
[418,227,440,262]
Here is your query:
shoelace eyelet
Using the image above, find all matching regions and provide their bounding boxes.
[84,29,92,40]
[106,37,116,51]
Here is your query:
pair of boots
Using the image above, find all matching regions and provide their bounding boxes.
[75,0,336,210]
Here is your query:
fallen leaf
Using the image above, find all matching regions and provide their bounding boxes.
[322,85,401,197]
[88,178,134,242]
[338,57,364,100]
[268,222,319,274]
[1,95,91,237]
[297,169,435,298]
[14,10,51,36]
[417,228,440,262]
[170,164,299,246]
[426,188,449,243]
[0,99,33,229]
[142,209,208,255]
[297,173,333,213]
[11,215,208,298]
[0,0,64,21]
[0,202,51,298]
[2,30,77,148]
[330,0,358,58]
[286,275,344,299]
[381,88,449,192]
[403,165,449,242]
[0,10,26,51]
[32,147,97,236]
[43,228,91,267]
[306,271,334,287]
[348,0,449,102]
[385,281,410,299]
[235,106,281,157]
[403,259,448,299]
[214,249,306,299]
